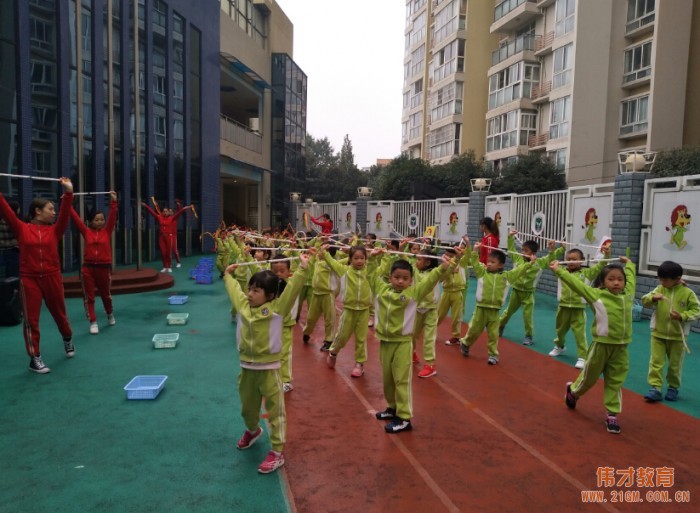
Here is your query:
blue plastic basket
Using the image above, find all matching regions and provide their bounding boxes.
[168,295,189,305]
[195,273,213,284]
[124,375,168,400]
[632,301,643,322]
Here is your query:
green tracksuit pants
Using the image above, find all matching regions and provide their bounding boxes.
[303,292,336,341]
[554,307,588,358]
[461,306,501,358]
[238,368,286,452]
[379,341,413,420]
[280,326,294,384]
[412,309,437,363]
[648,335,686,390]
[297,285,313,320]
[499,288,534,337]
[571,342,629,414]
[437,290,465,338]
[330,308,369,363]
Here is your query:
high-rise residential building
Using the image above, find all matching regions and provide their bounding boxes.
[401,0,499,164]
[485,0,697,186]
[403,0,700,187]
[0,0,220,268]
[219,0,307,229]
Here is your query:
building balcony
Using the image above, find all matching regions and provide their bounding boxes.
[536,0,555,7]
[220,114,262,154]
[492,33,536,66]
[531,80,551,103]
[491,0,539,34]
[534,31,554,56]
[625,12,655,38]
[528,132,549,149]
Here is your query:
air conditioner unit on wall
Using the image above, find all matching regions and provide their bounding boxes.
[249,118,260,132]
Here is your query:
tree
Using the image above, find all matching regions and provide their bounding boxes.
[651,146,700,177]
[371,155,433,200]
[490,153,566,194]
[303,134,368,203]
[338,134,355,172]
[434,151,487,198]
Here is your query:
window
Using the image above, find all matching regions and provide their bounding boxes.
[623,41,652,83]
[410,11,426,46]
[29,17,53,51]
[30,62,54,93]
[154,114,166,149]
[626,0,655,32]
[432,39,464,84]
[410,79,423,109]
[555,0,575,37]
[433,0,459,46]
[153,0,167,29]
[549,96,571,140]
[486,109,536,152]
[410,44,425,77]
[153,75,166,105]
[429,81,462,123]
[409,111,422,140]
[552,44,573,89]
[620,95,648,135]
[488,62,539,109]
[428,123,460,160]
[548,148,567,172]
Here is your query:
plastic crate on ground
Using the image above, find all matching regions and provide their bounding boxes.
[168,295,188,305]
[153,333,179,348]
[166,313,189,325]
[124,375,168,400]
[195,273,213,284]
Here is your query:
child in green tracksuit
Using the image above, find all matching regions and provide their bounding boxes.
[371,249,460,433]
[302,244,340,350]
[460,243,535,365]
[224,253,309,474]
[323,245,376,377]
[411,249,444,378]
[641,261,700,403]
[552,256,635,434]
[498,230,558,346]
[438,242,471,346]
[547,247,607,369]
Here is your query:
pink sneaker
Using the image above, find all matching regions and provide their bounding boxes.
[417,364,437,378]
[327,352,337,369]
[258,450,285,474]
[351,363,364,378]
[236,427,263,450]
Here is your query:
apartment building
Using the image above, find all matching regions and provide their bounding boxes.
[219,0,307,229]
[401,0,499,165]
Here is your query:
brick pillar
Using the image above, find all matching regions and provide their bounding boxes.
[611,172,649,264]
[356,197,368,236]
[468,191,490,244]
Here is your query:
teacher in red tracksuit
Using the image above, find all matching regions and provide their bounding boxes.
[141,202,192,273]
[311,214,333,234]
[0,178,74,374]
[71,191,118,335]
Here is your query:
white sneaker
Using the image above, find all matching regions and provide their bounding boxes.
[166,268,173,273]
[160,268,168,273]
[107,314,116,326]
[176,263,181,268]
[575,358,585,369]
[548,346,565,357]
[89,323,99,335]
[283,382,294,393]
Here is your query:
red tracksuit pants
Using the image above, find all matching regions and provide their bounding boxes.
[81,265,113,323]
[159,233,174,268]
[19,273,72,357]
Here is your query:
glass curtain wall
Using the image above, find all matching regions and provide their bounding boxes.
[0,1,19,198]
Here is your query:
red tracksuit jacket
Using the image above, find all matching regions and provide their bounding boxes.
[143,204,187,235]
[0,192,73,277]
[311,216,333,234]
[479,233,500,264]
[70,200,118,264]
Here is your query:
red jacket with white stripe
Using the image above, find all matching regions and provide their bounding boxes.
[70,200,118,265]
[0,192,73,278]
[143,204,187,236]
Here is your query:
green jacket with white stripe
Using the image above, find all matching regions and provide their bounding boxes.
[471,251,533,310]
[641,283,700,341]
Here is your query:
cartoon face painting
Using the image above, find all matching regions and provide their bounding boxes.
[346,211,352,228]
[449,212,458,234]
[375,212,383,231]
[494,211,502,227]
[666,205,691,249]
[582,208,598,243]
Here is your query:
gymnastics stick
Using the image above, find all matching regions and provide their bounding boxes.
[73,192,112,196]
[230,256,299,267]
[554,258,621,264]
[513,230,604,251]
[478,243,532,260]
[191,204,199,220]
[0,173,61,182]
[384,250,443,260]
[676,319,691,354]
[150,196,161,215]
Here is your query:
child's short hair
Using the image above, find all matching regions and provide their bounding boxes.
[348,245,367,259]
[391,259,413,277]
[248,270,285,299]
[327,245,338,257]
[445,247,457,256]
[593,263,626,289]
[270,257,291,270]
[366,233,377,241]
[256,248,271,260]
[658,261,683,279]
[386,240,399,250]
[489,249,506,264]
[566,248,584,261]
[418,249,438,270]
[522,240,539,253]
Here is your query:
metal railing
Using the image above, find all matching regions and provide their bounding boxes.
[220,114,262,154]
[494,0,535,22]
[492,34,536,66]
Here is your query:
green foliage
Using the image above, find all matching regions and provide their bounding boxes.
[490,153,566,194]
[433,151,486,198]
[651,146,700,177]
[303,134,367,203]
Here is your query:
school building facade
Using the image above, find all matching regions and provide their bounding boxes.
[401,0,700,187]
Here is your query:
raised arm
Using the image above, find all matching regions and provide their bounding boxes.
[69,205,89,236]
[0,191,23,235]
[54,178,74,237]
[105,192,118,234]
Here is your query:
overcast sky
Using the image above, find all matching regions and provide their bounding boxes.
[274,0,406,169]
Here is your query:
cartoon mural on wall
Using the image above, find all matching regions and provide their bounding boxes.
[581,207,599,243]
[375,212,383,231]
[338,205,356,234]
[666,205,691,249]
[448,212,459,234]
[494,211,502,229]
[345,211,353,229]
[437,203,468,243]
[367,204,392,238]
